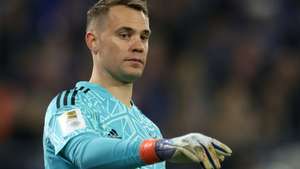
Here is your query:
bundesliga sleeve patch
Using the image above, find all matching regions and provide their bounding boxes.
[58,109,86,137]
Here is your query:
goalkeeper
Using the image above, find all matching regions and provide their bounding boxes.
[42,0,232,169]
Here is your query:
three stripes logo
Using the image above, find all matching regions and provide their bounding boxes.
[108,129,122,139]
[56,86,90,109]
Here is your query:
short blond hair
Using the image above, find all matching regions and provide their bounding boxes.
[86,0,148,30]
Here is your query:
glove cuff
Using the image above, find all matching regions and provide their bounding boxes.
[155,139,176,161]
[139,139,161,164]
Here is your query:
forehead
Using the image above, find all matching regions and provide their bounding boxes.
[105,5,149,31]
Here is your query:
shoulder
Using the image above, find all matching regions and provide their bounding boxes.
[44,85,94,136]
[46,86,92,115]
[57,86,91,109]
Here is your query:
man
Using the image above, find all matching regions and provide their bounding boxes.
[43,0,232,169]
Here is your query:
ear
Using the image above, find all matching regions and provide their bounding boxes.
[85,31,99,55]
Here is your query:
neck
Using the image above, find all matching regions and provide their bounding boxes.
[89,66,133,107]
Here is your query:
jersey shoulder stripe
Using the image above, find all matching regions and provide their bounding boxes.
[83,88,90,94]
[78,86,85,91]
[69,86,86,106]
[63,90,71,106]
[56,90,68,109]
[71,89,78,105]
[56,92,63,109]
[55,86,91,109]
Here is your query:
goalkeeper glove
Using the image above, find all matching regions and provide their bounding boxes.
[140,133,232,169]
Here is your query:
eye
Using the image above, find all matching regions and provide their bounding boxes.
[141,35,149,41]
[140,31,150,42]
[141,34,150,41]
[118,32,131,40]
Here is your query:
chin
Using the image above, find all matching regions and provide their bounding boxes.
[116,66,144,83]
[127,67,144,76]
[121,71,143,83]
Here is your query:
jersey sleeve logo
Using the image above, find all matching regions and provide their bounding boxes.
[58,109,86,137]
[107,129,122,139]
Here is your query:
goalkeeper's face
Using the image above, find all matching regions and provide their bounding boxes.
[87,5,150,84]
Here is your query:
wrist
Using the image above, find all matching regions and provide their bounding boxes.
[139,139,161,164]
[155,139,176,161]
[139,139,176,164]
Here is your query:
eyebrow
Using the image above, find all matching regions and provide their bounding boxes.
[116,26,151,35]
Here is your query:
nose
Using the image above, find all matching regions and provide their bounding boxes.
[130,37,145,53]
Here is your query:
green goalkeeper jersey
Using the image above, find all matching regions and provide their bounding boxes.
[43,81,165,169]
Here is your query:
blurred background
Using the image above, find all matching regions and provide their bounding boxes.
[1,0,300,169]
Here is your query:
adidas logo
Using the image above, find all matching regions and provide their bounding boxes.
[108,129,122,139]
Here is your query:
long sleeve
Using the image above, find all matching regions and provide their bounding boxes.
[61,133,145,169]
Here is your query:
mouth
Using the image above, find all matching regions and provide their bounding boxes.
[124,58,144,65]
